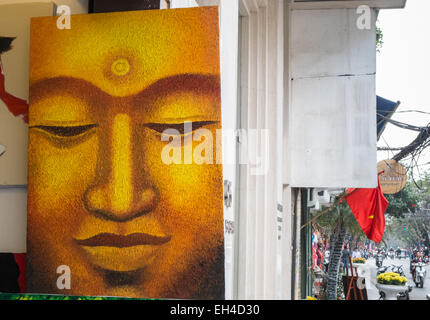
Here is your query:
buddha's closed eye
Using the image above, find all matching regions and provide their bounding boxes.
[145,121,218,136]
[30,124,98,137]
[30,121,218,139]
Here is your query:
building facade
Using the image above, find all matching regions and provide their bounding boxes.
[0,0,406,299]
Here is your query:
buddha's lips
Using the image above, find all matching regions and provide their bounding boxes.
[75,233,171,247]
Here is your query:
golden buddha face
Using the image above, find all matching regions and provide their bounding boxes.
[27,7,224,299]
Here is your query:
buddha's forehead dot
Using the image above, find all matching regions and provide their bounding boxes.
[111,58,131,77]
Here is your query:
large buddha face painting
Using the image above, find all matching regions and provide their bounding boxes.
[27,7,224,299]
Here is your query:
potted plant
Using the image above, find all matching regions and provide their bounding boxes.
[351,257,367,276]
[352,257,366,264]
[376,272,409,300]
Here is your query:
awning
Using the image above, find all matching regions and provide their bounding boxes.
[377,96,400,141]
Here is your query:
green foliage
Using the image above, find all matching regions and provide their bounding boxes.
[337,274,345,300]
[385,182,421,218]
[384,171,430,247]
[376,25,383,52]
[314,198,366,241]
[415,171,430,206]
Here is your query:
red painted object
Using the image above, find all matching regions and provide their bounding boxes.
[13,253,25,293]
[0,253,25,293]
[0,61,28,123]
[345,174,389,243]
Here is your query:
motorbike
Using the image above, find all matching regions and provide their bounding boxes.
[377,265,390,276]
[377,264,405,277]
[412,262,427,288]
[375,254,384,268]
[391,264,405,277]
[388,251,395,259]
[396,286,413,300]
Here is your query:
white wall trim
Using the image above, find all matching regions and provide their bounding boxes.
[291,0,406,10]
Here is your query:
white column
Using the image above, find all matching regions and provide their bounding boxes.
[246,10,258,299]
[238,13,250,300]
[263,0,280,300]
[218,0,240,301]
[281,185,293,299]
[238,0,291,300]
[278,0,293,300]
[254,5,267,300]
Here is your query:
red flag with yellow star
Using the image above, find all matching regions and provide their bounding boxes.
[345,174,389,243]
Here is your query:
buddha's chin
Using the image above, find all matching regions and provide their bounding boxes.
[104,287,149,298]
[79,245,159,272]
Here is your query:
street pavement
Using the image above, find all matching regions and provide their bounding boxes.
[360,256,430,300]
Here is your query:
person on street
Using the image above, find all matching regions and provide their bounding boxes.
[411,251,423,280]
[341,245,351,273]
[410,249,419,273]
[352,247,361,260]
[396,247,401,258]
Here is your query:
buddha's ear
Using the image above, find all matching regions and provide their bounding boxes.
[0,37,16,54]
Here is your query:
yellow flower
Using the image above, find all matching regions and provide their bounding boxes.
[377,271,408,285]
[352,257,366,263]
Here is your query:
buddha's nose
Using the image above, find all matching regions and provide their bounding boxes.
[84,113,158,221]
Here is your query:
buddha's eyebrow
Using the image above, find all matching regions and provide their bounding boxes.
[29,74,221,105]
[132,73,221,103]
[30,77,109,106]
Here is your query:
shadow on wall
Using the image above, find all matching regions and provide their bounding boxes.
[0,253,25,293]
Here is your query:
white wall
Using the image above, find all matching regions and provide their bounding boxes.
[0,187,27,252]
[279,0,292,300]
[218,0,239,301]
[170,0,197,8]
[0,0,88,254]
[237,0,289,300]
[287,8,378,189]
[0,0,88,13]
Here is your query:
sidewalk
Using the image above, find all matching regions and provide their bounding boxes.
[349,261,380,300]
